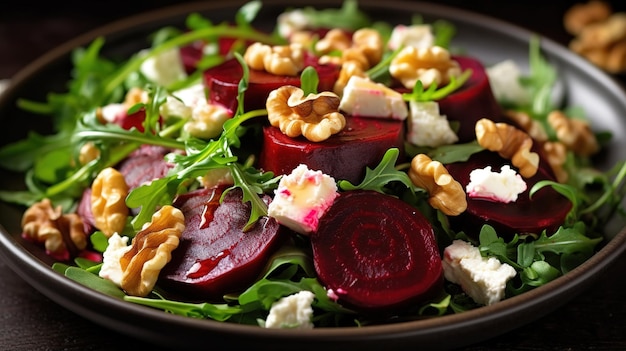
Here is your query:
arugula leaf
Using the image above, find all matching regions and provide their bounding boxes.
[300,66,319,96]
[61,266,127,299]
[402,69,472,102]
[124,295,246,321]
[338,148,413,193]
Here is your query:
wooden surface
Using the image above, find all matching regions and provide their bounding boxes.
[1,1,626,350]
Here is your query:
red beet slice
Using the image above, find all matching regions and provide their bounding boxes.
[203,55,340,114]
[180,37,255,73]
[436,56,504,142]
[116,145,174,191]
[445,150,572,238]
[394,55,504,143]
[159,187,286,300]
[311,190,443,313]
[258,116,405,184]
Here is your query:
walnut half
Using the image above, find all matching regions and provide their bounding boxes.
[266,85,346,142]
[91,167,130,238]
[119,205,185,297]
[475,118,539,178]
[408,154,467,216]
[21,198,87,261]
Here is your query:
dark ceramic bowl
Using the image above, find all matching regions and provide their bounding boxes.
[1,1,625,350]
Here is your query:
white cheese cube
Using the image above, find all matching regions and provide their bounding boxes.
[443,240,517,306]
[139,48,187,87]
[406,100,458,147]
[265,290,315,329]
[268,164,338,235]
[99,233,132,287]
[339,76,408,120]
[466,165,527,203]
[486,59,531,106]
[388,24,435,50]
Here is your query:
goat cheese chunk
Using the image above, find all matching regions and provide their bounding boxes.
[265,291,316,329]
[339,76,408,120]
[388,24,435,50]
[99,233,132,286]
[466,165,527,203]
[443,240,517,306]
[486,59,531,106]
[406,100,458,147]
[268,164,338,235]
[139,48,187,87]
[276,9,311,38]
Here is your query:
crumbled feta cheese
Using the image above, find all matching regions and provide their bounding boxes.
[139,48,187,87]
[183,98,231,139]
[99,103,128,123]
[159,83,230,139]
[406,101,458,147]
[443,240,517,306]
[387,24,435,50]
[338,76,408,120]
[265,291,315,329]
[276,9,311,38]
[486,59,530,106]
[99,233,132,286]
[466,165,527,203]
[268,164,338,235]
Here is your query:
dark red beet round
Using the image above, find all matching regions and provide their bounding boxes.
[446,150,572,238]
[159,187,285,300]
[436,56,504,142]
[258,116,405,184]
[311,190,443,313]
[394,55,504,143]
[203,55,340,114]
[116,145,174,191]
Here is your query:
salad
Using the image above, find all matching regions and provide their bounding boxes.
[0,0,625,329]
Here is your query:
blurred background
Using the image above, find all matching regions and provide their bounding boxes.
[1,0,625,78]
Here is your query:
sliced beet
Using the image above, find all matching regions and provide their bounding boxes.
[203,54,340,114]
[180,37,255,73]
[116,145,174,191]
[258,116,405,184]
[159,187,286,300]
[311,190,443,313]
[446,150,572,238]
[394,55,504,143]
[436,56,505,142]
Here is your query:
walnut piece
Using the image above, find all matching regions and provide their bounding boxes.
[565,1,626,74]
[316,28,383,96]
[243,42,305,76]
[503,109,548,142]
[564,0,612,35]
[21,198,87,261]
[547,110,599,156]
[389,45,462,89]
[475,118,539,178]
[408,154,467,216]
[78,142,101,166]
[543,141,569,183]
[120,205,185,297]
[91,167,130,237]
[266,85,346,142]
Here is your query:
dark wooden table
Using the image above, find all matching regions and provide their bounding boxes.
[1,1,625,350]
